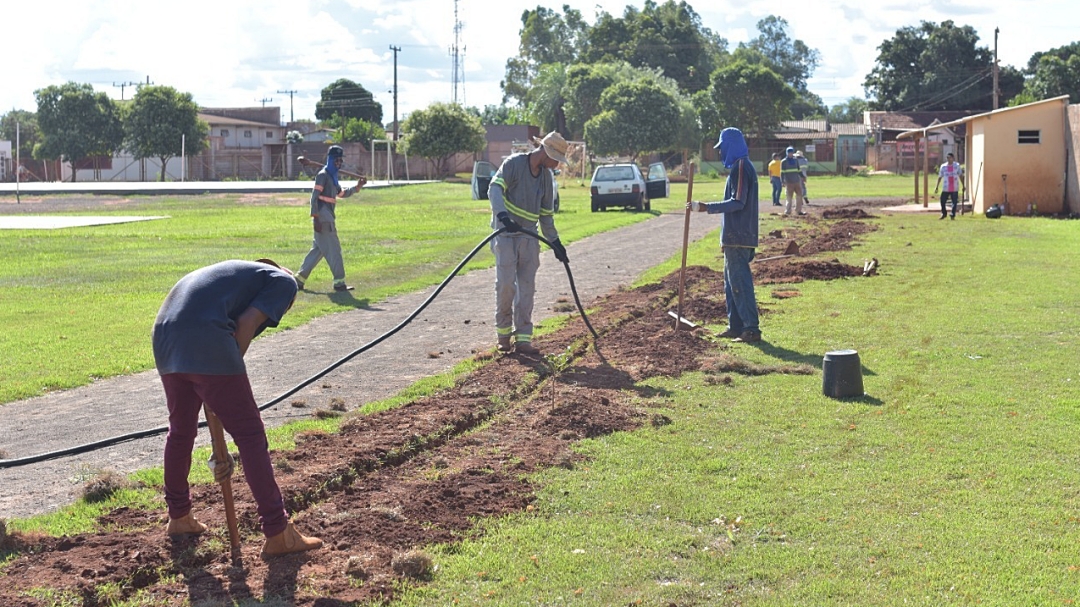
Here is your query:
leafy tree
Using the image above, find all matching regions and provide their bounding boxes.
[707,61,795,138]
[1025,41,1080,72]
[502,5,588,105]
[584,79,681,160]
[124,85,208,181]
[863,20,1016,111]
[580,0,727,94]
[828,97,870,123]
[0,110,40,159]
[790,91,828,120]
[335,117,386,148]
[465,104,531,125]
[735,16,820,93]
[315,79,383,125]
[525,63,569,135]
[34,82,123,182]
[400,103,486,177]
[1020,51,1080,103]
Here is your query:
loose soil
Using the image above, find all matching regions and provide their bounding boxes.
[0,201,882,606]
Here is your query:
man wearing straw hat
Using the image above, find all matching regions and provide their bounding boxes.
[487,131,569,355]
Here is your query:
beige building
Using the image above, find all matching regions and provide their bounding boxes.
[899,96,1071,215]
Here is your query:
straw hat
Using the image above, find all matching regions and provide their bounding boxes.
[531,131,568,164]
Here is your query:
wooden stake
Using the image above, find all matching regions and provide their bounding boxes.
[203,404,241,556]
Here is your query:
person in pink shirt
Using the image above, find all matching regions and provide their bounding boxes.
[934,153,965,219]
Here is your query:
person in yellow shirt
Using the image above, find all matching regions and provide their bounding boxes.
[767,152,782,206]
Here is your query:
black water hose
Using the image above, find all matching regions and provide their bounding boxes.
[0,228,596,469]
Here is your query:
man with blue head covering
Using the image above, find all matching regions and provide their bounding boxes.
[296,145,367,292]
[688,127,761,343]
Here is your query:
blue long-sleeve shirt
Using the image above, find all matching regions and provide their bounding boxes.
[703,157,759,248]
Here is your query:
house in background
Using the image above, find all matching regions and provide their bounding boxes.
[898,95,1071,214]
[864,110,975,173]
[699,121,867,175]
[191,108,287,180]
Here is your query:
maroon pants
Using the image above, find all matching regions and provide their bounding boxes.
[160,373,287,537]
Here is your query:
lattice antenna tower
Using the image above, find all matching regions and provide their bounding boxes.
[449,0,466,105]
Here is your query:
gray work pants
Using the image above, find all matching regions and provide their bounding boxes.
[492,234,540,340]
[298,220,345,282]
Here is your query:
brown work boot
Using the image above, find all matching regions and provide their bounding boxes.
[514,340,540,356]
[716,328,739,338]
[262,522,323,558]
[167,512,207,536]
[732,330,762,343]
[497,335,513,353]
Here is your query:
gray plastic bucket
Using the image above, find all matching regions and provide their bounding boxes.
[822,349,864,398]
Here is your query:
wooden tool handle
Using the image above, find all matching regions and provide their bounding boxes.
[296,155,366,181]
[203,404,241,555]
[675,163,695,329]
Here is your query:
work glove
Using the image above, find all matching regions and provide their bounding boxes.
[207,452,236,483]
[550,238,569,263]
[313,217,322,233]
[497,211,520,233]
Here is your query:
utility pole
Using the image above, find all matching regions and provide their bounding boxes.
[389,46,401,142]
[258,97,273,108]
[277,89,297,123]
[992,27,1000,110]
[112,81,140,100]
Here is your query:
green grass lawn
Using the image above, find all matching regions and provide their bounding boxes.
[6,174,1078,605]
[388,210,1080,606]
[0,175,910,405]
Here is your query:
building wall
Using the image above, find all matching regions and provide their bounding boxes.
[1067,104,1080,214]
[971,99,1066,214]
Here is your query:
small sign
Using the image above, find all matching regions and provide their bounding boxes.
[805,145,816,153]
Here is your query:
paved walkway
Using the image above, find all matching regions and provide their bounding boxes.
[0,212,716,520]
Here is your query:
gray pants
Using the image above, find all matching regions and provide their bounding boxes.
[492,234,540,340]
[298,220,345,282]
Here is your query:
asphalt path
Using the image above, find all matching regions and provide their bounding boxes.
[0,211,716,520]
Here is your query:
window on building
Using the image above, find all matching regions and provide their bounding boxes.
[220,129,230,137]
[266,131,274,139]
[244,130,253,138]
[1018,130,1040,144]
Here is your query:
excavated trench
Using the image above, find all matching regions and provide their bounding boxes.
[0,213,878,606]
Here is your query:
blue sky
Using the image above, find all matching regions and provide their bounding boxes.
[4,0,1076,125]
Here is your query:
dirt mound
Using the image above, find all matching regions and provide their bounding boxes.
[0,216,878,606]
[822,208,875,220]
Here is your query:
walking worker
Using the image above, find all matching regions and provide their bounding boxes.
[794,150,811,205]
[934,152,965,219]
[767,152,783,206]
[780,147,806,216]
[488,131,569,355]
[296,145,366,292]
[689,127,761,343]
[153,259,323,557]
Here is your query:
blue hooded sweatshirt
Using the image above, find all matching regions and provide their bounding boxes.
[703,127,758,248]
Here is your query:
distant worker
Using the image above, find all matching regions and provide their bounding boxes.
[780,147,806,216]
[488,131,569,355]
[153,259,322,557]
[689,127,761,343]
[794,150,811,206]
[933,152,965,220]
[295,145,366,292]
[767,152,783,206]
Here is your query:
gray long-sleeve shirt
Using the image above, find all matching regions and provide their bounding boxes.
[488,152,559,242]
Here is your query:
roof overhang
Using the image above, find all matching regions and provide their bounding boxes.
[896,95,1070,140]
